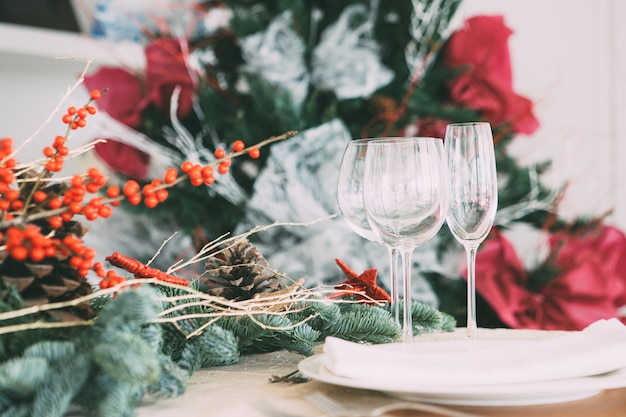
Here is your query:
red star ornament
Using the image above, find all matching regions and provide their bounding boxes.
[329,258,391,304]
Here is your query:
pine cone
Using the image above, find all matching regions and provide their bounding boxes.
[201,240,284,301]
[0,219,95,321]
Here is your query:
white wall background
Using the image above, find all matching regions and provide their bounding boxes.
[459,0,623,230]
[0,0,624,232]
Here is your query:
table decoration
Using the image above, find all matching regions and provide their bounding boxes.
[81,0,626,331]
[0,67,453,416]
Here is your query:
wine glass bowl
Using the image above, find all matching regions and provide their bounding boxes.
[362,137,448,342]
[445,122,498,339]
[337,139,400,325]
[337,140,380,242]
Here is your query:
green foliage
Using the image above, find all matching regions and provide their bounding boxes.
[0,281,456,416]
[326,303,399,344]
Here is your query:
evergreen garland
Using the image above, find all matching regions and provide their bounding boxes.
[0,281,454,416]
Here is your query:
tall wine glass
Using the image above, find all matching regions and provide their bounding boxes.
[363,138,448,343]
[337,139,400,325]
[445,122,498,340]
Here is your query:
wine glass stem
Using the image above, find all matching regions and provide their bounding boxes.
[465,244,479,339]
[386,246,400,326]
[399,248,414,343]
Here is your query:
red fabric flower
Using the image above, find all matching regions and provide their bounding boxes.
[84,38,196,178]
[144,38,195,119]
[444,15,539,135]
[94,139,150,179]
[329,258,391,304]
[474,227,626,330]
[85,38,195,127]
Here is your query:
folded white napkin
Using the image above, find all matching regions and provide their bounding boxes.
[323,319,626,386]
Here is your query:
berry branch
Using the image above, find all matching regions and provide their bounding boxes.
[0,89,297,291]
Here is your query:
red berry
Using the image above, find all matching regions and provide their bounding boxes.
[71,175,84,188]
[181,161,193,173]
[90,89,102,100]
[128,194,142,205]
[98,205,112,218]
[217,164,229,175]
[53,135,66,147]
[201,165,214,178]
[86,183,100,193]
[214,148,226,159]
[10,246,28,261]
[155,189,168,202]
[164,168,178,184]
[144,196,159,208]
[142,184,155,196]
[190,177,204,187]
[69,202,82,214]
[123,180,140,197]
[29,247,45,262]
[87,167,100,178]
[69,256,83,269]
[4,189,19,201]
[1,138,12,150]
[248,147,261,159]
[48,197,62,209]
[33,191,47,203]
[232,140,245,152]
[188,165,202,180]
[49,216,63,229]
[106,185,120,198]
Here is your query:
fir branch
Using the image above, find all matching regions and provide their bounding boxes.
[329,303,400,344]
[409,301,449,334]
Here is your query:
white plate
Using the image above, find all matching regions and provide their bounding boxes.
[299,354,626,406]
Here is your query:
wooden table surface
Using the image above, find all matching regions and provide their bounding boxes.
[136,348,626,417]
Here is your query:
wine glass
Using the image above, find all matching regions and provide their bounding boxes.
[445,122,498,340]
[362,137,448,343]
[337,139,400,325]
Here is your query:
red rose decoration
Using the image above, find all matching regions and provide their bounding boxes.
[94,139,150,180]
[444,15,540,135]
[474,226,626,330]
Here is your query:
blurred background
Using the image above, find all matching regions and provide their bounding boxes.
[1,0,624,232]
